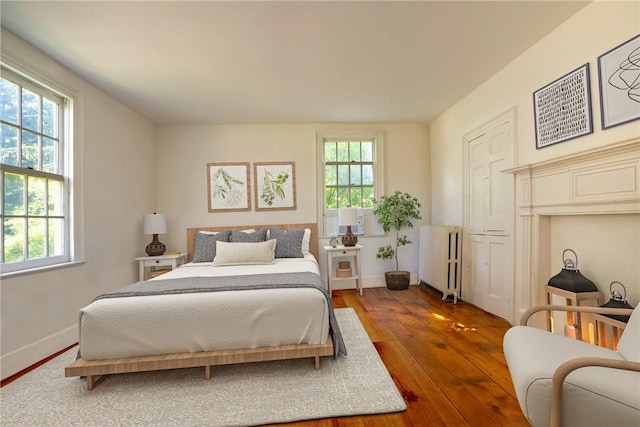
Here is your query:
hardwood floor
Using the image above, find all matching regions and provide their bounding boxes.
[2,284,529,426]
[276,285,529,427]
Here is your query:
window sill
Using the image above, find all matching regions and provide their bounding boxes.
[320,233,385,239]
[0,260,86,279]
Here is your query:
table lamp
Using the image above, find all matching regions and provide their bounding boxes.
[339,207,358,247]
[143,213,168,256]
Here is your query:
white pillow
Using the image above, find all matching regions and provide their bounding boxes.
[212,239,276,266]
[199,229,255,235]
[302,228,311,255]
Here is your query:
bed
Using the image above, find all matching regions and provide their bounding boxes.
[65,223,346,390]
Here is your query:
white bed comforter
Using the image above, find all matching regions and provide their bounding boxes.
[78,256,330,360]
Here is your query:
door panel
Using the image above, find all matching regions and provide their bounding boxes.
[468,234,488,306]
[485,235,513,322]
[486,123,513,232]
[468,135,488,233]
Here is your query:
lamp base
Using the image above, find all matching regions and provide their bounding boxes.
[341,227,358,247]
[145,234,166,256]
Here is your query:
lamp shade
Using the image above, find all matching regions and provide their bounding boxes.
[143,213,168,235]
[338,207,358,226]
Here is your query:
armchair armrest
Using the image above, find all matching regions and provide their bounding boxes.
[550,356,640,427]
[520,305,634,326]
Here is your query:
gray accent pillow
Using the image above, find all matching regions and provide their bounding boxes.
[268,228,305,258]
[230,228,267,243]
[193,230,231,263]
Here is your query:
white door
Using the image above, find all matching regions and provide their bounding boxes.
[464,110,515,323]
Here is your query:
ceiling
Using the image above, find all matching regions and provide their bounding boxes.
[1,1,590,125]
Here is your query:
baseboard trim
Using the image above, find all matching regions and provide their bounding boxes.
[1,325,77,381]
[330,273,419,290]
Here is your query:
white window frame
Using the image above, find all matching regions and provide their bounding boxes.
[316,130,385,238]
[1,63,74,275]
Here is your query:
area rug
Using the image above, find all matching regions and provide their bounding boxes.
[1,308,406,426]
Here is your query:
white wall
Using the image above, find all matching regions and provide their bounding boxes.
[0,29,158,380]
[156,123,430,285]
[430,2,640,305]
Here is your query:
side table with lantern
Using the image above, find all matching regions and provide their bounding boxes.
[546,249,602,342]
[594,281,633,350]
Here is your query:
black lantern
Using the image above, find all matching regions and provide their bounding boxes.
[548,249,598,293]
[600,281,634,322]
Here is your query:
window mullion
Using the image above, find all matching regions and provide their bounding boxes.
[38,96,43,171]
[0,170,3,263]
[44,176,49,257]
[17,89,23,167]
[24,171,29,260]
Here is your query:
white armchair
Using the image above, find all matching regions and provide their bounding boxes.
[503,304,640,427]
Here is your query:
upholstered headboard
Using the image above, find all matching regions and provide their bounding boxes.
[186,223,318,262]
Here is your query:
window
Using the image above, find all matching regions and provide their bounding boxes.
[1,65,72,273]
[317,131,384,237]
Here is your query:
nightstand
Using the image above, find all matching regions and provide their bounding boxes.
[135,253,187,281]
[324,245,363,296]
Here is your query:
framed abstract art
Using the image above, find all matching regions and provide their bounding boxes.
[533,64,593,149]
[597,34,640,129]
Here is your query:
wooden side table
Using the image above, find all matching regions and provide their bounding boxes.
[593,314,628,350]
[324,245,363,296]
[135,253,187,281]
[545,285,603,341]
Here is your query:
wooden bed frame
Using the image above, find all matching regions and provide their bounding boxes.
[65,223,333,390]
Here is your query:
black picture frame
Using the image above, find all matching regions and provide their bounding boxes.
[597,34,640,130]
[533,64,593,149]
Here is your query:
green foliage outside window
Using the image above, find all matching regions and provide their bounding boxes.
[1,72,64,264]
[324,140,374,209]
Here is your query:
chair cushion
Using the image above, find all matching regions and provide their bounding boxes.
[504,325,640,427]
[617,304,640,362]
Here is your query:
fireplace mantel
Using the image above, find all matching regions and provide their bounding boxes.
[506,138,639,321]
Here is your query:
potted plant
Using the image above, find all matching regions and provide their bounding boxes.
[373,191,422,290]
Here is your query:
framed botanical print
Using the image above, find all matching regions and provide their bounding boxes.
[207,162,251,212]
[254,162,297,211]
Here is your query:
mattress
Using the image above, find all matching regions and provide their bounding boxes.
[78,255,330,360]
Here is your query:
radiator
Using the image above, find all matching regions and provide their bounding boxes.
[419,225,462,303]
